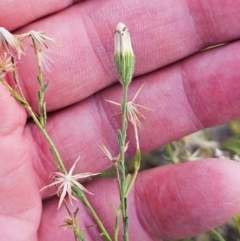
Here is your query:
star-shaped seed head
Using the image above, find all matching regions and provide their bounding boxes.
[40,157,99,209]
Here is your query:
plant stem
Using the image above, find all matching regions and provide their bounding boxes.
[1,77,112,240]
[114,209,120,241]
[11,56,26,102]
[0,78,67,173]
[73,188,112,241]
[119,83,129,241]
[124,150,141,197]
[25,104,67,173]
[211,228,226,241]
[32,38,47,128]
[166,143,176,164]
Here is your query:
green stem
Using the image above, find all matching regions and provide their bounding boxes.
[119,83,129,241]
[11,56,26,102]
[124,150,141,197]
[74,228,86,241]
[211,228,226,241]
[26,104,67,173]
[0,78,66,173]
[32,38,46,127]
[114,209,120,241]
[166,143,176,164]
[1,80,112,241]
[1,79,111,240]
[73,188,112,241]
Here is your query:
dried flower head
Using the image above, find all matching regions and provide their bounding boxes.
[17,30,57,48]
[106,85,151,149]
[0,27,25,58]
[99,142,129,164]
[40,157,99,209]
[60,205,79,231]
[114,22,135,86]
[0,52,15,78]
[99,143,129,179]
[107,84,150,127]
[126,85,148,127]
[99,144,120,179]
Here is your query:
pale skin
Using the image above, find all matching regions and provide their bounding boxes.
[1,0,240,240]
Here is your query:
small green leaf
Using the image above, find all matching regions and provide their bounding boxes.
[37,75,41,85]
[100,233,112,241]
[124,150,142,197]
[123,174,131,195]
[43,102,47,127]
[42,81,49,92]
[134,149,141,170]
[116,179,121,191]
[37,90,41,102]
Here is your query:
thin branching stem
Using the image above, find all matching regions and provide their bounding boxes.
[114,210,120,241]
[26,104,67,173]
[119,83,129,241]
[73,188,112,241]
[11,56,26,101]
[0,77,67,173]
[211,228,226,241]
[1,29,113,241]
[31,37,47,128]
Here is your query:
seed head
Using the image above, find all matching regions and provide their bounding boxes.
[0,27,25,58]
[17,30,57,48]
[40,157,99,209]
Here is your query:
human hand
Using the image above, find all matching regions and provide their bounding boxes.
[1,1,240,240]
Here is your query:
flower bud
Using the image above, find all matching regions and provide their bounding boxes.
[114,22,135,86]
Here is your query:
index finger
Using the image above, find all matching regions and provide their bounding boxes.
[0,0,80,30]
[10,0,240,112]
